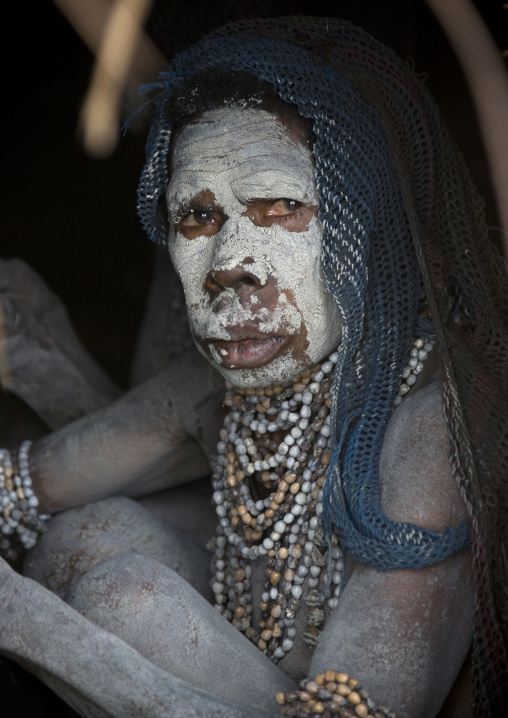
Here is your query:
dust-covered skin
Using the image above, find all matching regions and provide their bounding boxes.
[166,108,342,388]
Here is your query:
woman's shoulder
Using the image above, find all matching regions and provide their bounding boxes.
[380,380,470,532]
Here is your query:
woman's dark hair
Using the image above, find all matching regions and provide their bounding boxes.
[165,68,314,151]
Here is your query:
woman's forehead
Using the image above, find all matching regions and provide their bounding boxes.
[171,107,309,162]
[167,107,318,209]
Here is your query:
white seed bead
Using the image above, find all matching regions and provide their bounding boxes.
[291,585,302,599]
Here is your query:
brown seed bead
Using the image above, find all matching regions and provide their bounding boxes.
[325,701,342,714]
[347,692,361,705]
[326,682,338,693]
[271,605,282,618]
[306,681,319,694]
[272,623,282,638]
[270,501,279,511]
[330,696,347,707]
[284,568,295,581]
[227,452,236,464]
[226,463,236,475]
[355,705,368,718]
[312,702,325,714]
[234,606,245,619]
[270,571,281,585]
[299,692,311,702]
[285,473,297,484]
[16,487,25,499]
[232,516,240,526]
[325,671,337,683]
[289,482,301,494]
[291,545,303,559]
[261,629,272,641]
[337,684,351,696]
[265,509,276,518]
[241,512,252,524]
[276,693,286,705]
[293,382,306,393]
[315,674,326,686]
[278,547,289,559]
[260,602,268,612]
[321,452,331,466]
[348,679,360,691]
[325,396,332,408]
[257,638,267,650]
[227,475,236,487]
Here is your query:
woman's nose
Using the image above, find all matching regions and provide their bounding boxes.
[205,264,262,295]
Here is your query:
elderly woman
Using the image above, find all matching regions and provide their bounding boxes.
[0,10,507,718]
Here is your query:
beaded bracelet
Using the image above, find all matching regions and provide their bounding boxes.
[0,440,50,561]
[276,671,399,718]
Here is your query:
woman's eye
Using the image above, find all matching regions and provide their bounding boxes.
[266,198,303,216]
[181,210,217,227]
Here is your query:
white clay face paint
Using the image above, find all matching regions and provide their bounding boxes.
[166,107,342,388]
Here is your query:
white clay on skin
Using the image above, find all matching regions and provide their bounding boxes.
[166,108,342,387]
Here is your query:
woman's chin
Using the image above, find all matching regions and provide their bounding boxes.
[213,352,305,389]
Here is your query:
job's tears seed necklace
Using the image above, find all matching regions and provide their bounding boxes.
[210,349,342,662]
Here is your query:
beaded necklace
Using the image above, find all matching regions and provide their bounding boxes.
[210,338,435,663]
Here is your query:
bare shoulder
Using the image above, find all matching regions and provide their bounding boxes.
[380,380,469,532]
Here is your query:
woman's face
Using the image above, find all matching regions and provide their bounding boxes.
[166,106,342,388]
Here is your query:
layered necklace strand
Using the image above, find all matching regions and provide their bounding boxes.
[210,337,435,664]
[210,349,342,663]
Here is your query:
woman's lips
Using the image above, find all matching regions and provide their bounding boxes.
[209,336,287,368]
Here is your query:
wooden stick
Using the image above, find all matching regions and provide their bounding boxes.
[425,0,508,264]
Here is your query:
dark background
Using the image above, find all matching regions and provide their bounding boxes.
[0,1,506,715]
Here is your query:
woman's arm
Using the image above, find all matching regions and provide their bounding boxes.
[27,345,225,513]
[309,383,473,718]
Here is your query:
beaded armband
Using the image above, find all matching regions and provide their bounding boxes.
[276,671,399,718]
[0,440,50,561]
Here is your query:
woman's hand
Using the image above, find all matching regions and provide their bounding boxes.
[0,258,121,429]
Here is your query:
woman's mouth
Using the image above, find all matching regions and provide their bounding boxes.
[208,336,287,368]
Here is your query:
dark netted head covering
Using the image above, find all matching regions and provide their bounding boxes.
[136,17,508,715]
